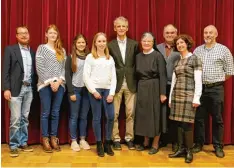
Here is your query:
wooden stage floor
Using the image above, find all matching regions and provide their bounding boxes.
[1,143,234,167]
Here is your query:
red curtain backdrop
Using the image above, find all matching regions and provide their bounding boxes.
[1,0,234,145]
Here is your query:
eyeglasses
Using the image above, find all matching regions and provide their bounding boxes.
[17,32,29,36]
[142,40,153,44]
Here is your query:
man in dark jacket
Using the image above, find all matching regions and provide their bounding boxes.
[108,16,139,150]
[3,26,35,157]
[157,24,180,152]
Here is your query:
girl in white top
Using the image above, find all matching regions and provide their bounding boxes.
[83,32,116,157]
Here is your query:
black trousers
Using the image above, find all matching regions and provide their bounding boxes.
[160,84,178,144]
[194,85,224,148]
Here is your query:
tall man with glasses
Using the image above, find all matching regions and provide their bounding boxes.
[3,26,36,157]
[193,25,234,158]
[108,16,139,150]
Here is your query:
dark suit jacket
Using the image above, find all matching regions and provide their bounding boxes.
[2,44,36,97]
[108,38,139,93]
[157,43,180,84]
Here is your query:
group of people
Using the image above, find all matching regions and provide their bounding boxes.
[3,16,234,164]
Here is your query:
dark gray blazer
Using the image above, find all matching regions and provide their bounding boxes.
[2,44,36,97]
[108,38,139,93]
[157,43,180,84]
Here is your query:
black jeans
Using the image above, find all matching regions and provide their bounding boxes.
[194,85,224,148]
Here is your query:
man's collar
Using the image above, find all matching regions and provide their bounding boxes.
[164,42,172,49]
[18,43,30,50]
[204,42,217,50]
[117,37,127,44]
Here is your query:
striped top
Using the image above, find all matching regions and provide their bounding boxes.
[36,44,66,91]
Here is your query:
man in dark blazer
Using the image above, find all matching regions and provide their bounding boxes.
[3,26,36,157]
[108,16,139,150]
[157,24,180,152]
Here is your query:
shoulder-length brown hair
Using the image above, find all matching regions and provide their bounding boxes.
[91,32,110,59]
[173,34,194,51]
[71,34,90,72]
[45,24,64,62]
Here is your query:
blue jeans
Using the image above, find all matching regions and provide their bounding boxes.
[68,87,90,140]
[39,85,64,137]
[9,85,33,149]
[88,89,114,141]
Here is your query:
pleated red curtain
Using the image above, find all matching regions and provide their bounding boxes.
[1,0,234,144]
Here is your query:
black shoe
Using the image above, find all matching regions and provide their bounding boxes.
[126,141,135,150]
[215,146,225,158]
[185,148,193,163]
[192,143,203,153]
[136,144,148,151]
[96,141,104,157]
[159,142,167,148]
[172,143,179,152]
[113,141,122,150]
[104,140,114,156]
[168,146,186,158]
[148,147,159,155]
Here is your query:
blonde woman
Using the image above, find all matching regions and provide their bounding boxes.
[83,32,116,157]
[36,24,66,153]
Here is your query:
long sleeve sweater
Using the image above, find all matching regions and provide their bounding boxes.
[36,44,66,91]
[83,53,117,96]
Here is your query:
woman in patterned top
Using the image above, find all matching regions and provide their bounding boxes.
[65,34,91,152]
[168,34,202,163]
[83,32,116,157]
[36,24,66,153]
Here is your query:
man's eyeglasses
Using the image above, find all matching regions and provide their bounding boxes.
[17,32,29,36]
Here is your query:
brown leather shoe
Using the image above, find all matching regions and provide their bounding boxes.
[42,137,53,153]
[51,136,61,151]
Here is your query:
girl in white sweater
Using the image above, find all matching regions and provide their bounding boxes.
[83,32,116,157]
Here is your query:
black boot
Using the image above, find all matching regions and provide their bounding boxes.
[104,140,114,156]
[169,145,186,158]
[169,127,186,158]
[96,141,104,157]
[185,148,193,163]
[184,131,194,163]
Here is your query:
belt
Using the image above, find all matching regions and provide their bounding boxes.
[203,81,224,88]
[22,81,31,86]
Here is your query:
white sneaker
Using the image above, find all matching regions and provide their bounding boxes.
[71,141,80,152]
[80,140,91,150]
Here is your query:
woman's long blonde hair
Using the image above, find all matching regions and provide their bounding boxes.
[91,32,110,59]
[45,24,64,62]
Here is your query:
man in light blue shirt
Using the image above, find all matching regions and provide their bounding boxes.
[3,26,36,157]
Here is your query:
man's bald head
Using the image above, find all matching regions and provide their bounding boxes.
[204,25,218,35]
[203,25,218,45]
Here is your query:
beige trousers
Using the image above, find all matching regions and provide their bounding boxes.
[112,85,136,142]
